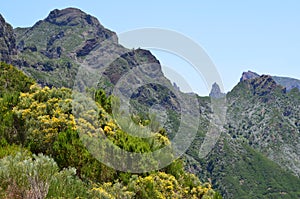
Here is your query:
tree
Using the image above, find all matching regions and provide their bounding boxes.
[0,62,34,143]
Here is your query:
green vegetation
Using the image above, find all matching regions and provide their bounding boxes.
[187,76,300,198]
[0,62,34,144]
[223,144,300,198]
[0,63,220,198]
[195,138,300,198]
[0,151,91,198]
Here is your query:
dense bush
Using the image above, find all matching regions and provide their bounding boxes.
[0,151,91,198]
[0,64,222,198]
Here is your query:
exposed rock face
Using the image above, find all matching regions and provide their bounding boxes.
[103,49,161,85]
[45,8,94,26]
[0,14,17,63]
[241,70,300,92]
[240,70,260,82]
[173,82,180,91]
[9,7,121,88]
[45,8,117,43]
[209,82,225,98]
[248,75,286,96]
[76,38,99,57]
[17,7,118,57]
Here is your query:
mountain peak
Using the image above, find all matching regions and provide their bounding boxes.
[240,70,260,82]
[209,82,225,98]
[45,7,101,27]
[49,7,84,15]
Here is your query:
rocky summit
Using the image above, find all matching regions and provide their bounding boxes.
[240,70,260,82]
[209,82,225,98]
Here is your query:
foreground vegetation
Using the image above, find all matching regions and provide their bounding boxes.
[0,62,221,198]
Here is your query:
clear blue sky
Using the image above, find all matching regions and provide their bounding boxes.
[1,1,299,95]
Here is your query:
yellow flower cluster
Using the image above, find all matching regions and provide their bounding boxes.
[91,187,114,199]
[103,120,118,136]
[104,125,112,133]
[91,182,134,199]
[13,85,77,147]
[154,133,171,146]
[131,172,217,199]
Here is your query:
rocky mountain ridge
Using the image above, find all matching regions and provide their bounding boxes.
[241,70,300,92]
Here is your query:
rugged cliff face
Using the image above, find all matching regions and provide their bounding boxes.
[0,14,16,63]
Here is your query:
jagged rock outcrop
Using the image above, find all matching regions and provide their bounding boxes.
[240,70,260,82]
[209,82,225,98]
[248,75,286,96]
[173,82,180,91]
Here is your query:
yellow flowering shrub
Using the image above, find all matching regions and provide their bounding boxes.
[127,172,218,199]
[13,85,75,153]
[92,182,134,199]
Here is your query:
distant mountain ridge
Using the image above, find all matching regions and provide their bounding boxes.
[273,76,300,91]
[241,70,300,91]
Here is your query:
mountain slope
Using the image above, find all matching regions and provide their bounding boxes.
[186,75,300,198]
[186,136,300,198]
[184,73,300,198]
[12,8,119,88]
[0,8,299,198]
[227,75,300,176]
